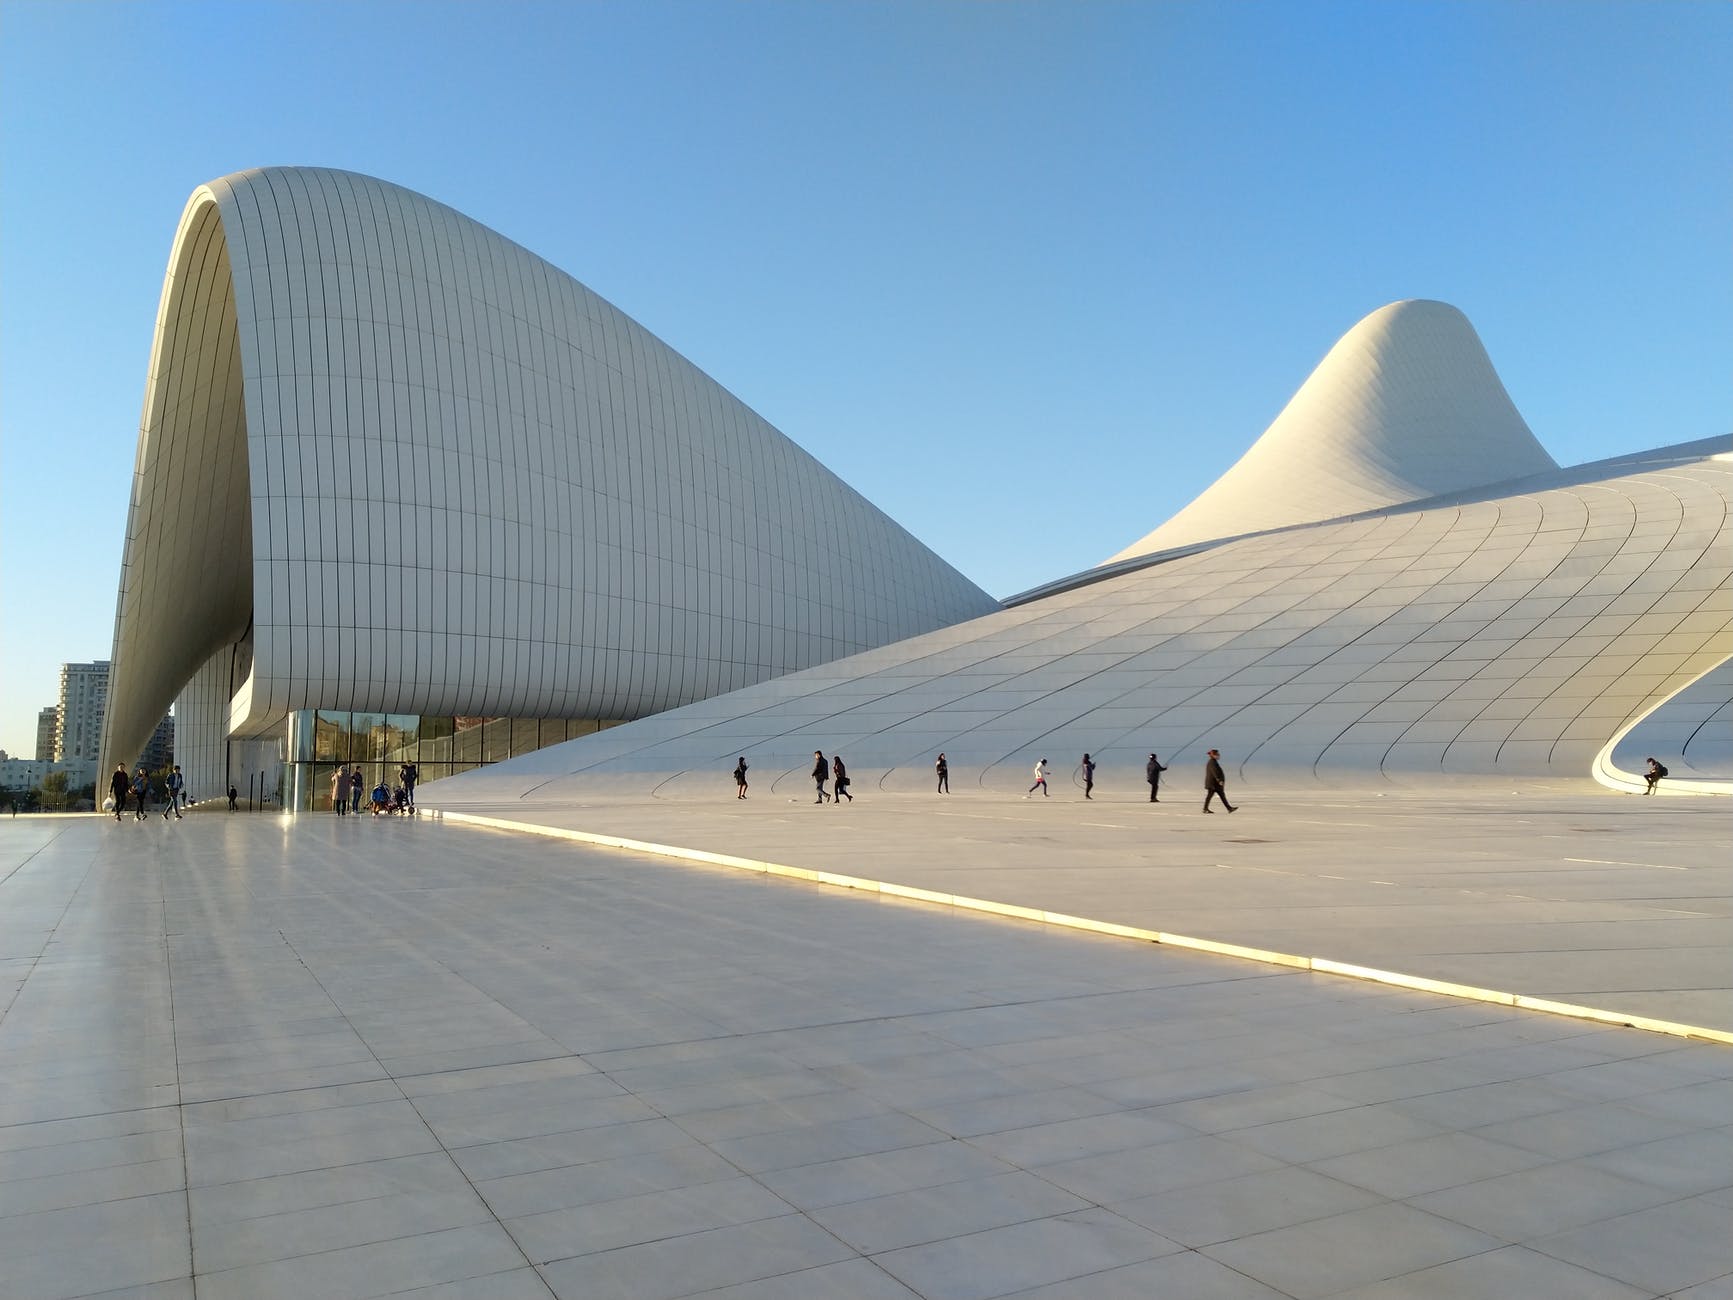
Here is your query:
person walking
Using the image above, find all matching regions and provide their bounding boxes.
[833,755,852,803]
[400,762,418,811]
[1028,758,1050,797]
[132,768,151,820]
[1643,757,1667,794]
[733,756,749,799]
[164,765,185,819]
[331,765,348,815]
[1145,753,1167,802]
[1081,753,1096,800]
[350,767,365,813]
[935,752,949,794]
[812,751,830,803]
[110,764,130,821]
[1203,749,1236,813]
[227,784,238,812]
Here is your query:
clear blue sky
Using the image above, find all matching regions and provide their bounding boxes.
[1,0,1728,756]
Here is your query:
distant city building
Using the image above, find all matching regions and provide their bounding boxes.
[0,757,81,794]
[36,706,59,761]
[56,662,109,766]
[140,715,174,773]
[41,662,167,786]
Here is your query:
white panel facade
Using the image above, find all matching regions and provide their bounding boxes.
[102,168,996,791]
[1109,300,1559,561]
[435,440,1731,800]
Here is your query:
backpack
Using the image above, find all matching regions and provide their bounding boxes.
[1655,763,1668,778]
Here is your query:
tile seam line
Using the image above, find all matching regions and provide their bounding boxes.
[424,807,1733,1048]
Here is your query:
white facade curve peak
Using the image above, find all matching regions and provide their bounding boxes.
[100,167,998,792]
[1110,299,1559,561]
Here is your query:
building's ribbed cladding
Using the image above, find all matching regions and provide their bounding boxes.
[1108,300,1560,562]
[103,167,998,792]
[427,436,1731,799]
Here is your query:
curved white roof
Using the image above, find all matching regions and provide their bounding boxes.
[429,438,1732,799]
[101,168,996,781]
[1109,299,1559,561]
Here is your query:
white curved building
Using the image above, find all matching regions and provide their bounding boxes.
[1108,300,1559,561]
[431,304,1732,804]
[101,167,996,803]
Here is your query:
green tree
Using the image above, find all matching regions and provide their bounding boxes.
[39,770,70,812]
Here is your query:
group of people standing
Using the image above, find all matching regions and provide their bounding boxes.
[330,762,419,816]
[109,763,186,821]
[810,751,852,803]
[1027,750,1230,810]
[729,754,854,803]
[732,749,1237,812]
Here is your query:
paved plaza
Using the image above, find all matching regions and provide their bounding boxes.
[429,783,1732,1035]
[2,807,1730,1298]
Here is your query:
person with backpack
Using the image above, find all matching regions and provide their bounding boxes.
[132,768,151,820]
[935,752,949,794]
[1643,757,1668,794]
[732,757,749,799]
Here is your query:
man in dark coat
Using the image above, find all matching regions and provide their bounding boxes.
[1203,749,1236,813]
[1145,753,1167,802]
[110,765,130,821]
[812,751,830,803]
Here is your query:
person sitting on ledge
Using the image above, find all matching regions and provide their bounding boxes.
[1643,757,1667,794]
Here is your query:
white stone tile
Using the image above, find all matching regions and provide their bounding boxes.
[476,1143,741,1219]
[192,1186,495,1273]
[809,1170,1090,1252]
[754,1139,1015,1211]
[194,1222,529,1300]
[536,1213,854,1300]
[871,1206,1183,1300]
[0,1155,186,1217]
[1411,1159,1688,1241]
[706,1112,952,1174]
[1309,1130,1552,1198]
[1002,1248,1293,1299]
[1111,1164,1383,1246]
[504,1175,794,1264]
[1329,1243,1651,1299]
[1527,1194,1733,1295]
[1201,1201,1504,1299]
[446,1117,697,1183]
[682,1256,920,1299]
[187,1151,470,1227]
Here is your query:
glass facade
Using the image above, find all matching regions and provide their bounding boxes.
[284,712,619,811]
